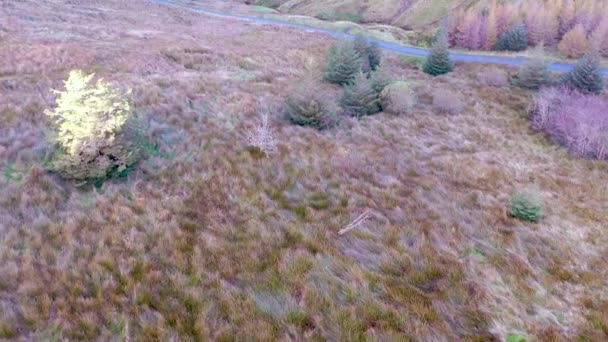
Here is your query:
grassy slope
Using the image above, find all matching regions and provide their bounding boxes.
[273,0,478,30]
[1,0,608,340]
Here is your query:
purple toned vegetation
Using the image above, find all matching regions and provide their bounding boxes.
[531,87,608,160]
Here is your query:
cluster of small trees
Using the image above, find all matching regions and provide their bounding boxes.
[448,0,608,57]
[515,47,604,94]
[286,35,402,128]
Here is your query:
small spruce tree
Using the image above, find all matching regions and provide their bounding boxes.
[367,41,382,71]
[354,35,382,74]
[495,22,528,51]
[324,41,362,85]
[423,30,454,76]
[561,50,604,94]
[285,77,337,129]
[514,45,551,89]
[340,72,380,117]
[44,70,143,181]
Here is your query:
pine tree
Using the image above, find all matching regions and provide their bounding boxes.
[558,23,589,58]
[340,73,380,117]
[561,50,604,94]
[366,41,382,71]
[353,35,371,73]
[495,22,528,51]
[285,77,337,129]
[353,35,382,73]
[324,41,362,85]
[514,45,552,89]
[44,70,143,180]
[423,30,454,76]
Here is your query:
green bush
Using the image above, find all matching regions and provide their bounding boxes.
[379,81,416,115]
[495,23,528,52]
[44,70,143,181]
[509,191,543,222]
[561,51,604,94]
[340,72,380,117]
[354,35,382,73]
[324,41,362,85]
[423,30,454,76]
[285,78,338,129]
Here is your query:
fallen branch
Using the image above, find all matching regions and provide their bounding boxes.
[338,210,371,236]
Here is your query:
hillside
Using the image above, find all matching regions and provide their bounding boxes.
[244,0,478,30]
[1,0,608,341]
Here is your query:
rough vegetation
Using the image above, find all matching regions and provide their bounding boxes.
[2,0,608,341]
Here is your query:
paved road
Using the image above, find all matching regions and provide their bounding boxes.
[150,0,608,76]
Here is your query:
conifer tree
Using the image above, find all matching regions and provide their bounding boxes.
[423,29,454,76]
[366,40,382,71]
[495,22,528,51]
[324,41,362,85]
[340,72,380,117]
[353,35,382,73]
[562,50,604,94]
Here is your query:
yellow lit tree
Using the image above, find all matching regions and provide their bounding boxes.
[45,70,142,181]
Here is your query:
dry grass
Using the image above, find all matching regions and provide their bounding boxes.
[1,0,608,340]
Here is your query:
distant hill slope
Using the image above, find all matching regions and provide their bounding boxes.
[244,0,480,30]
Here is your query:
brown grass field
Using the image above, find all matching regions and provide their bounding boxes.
[1,0,608,340]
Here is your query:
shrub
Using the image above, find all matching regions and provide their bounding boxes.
[379,81,416,115]
[324,41,362,85]
[44,70,143,181]
[354,35,382,74]
[423,30,454,76]
[477,68,508,87]
[561,51,604,94]
[514,46,551,89]
[245,111,278,155]
[340,72,380,117]
[432,89,463,114]
[558,24,589,58]
[495,22,528,51]
[509,191,543,222]
[530,87,608,160]
[369,63,395,95]
[285,78,337,129]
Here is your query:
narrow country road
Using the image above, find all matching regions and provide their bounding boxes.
[150,0,608,76]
